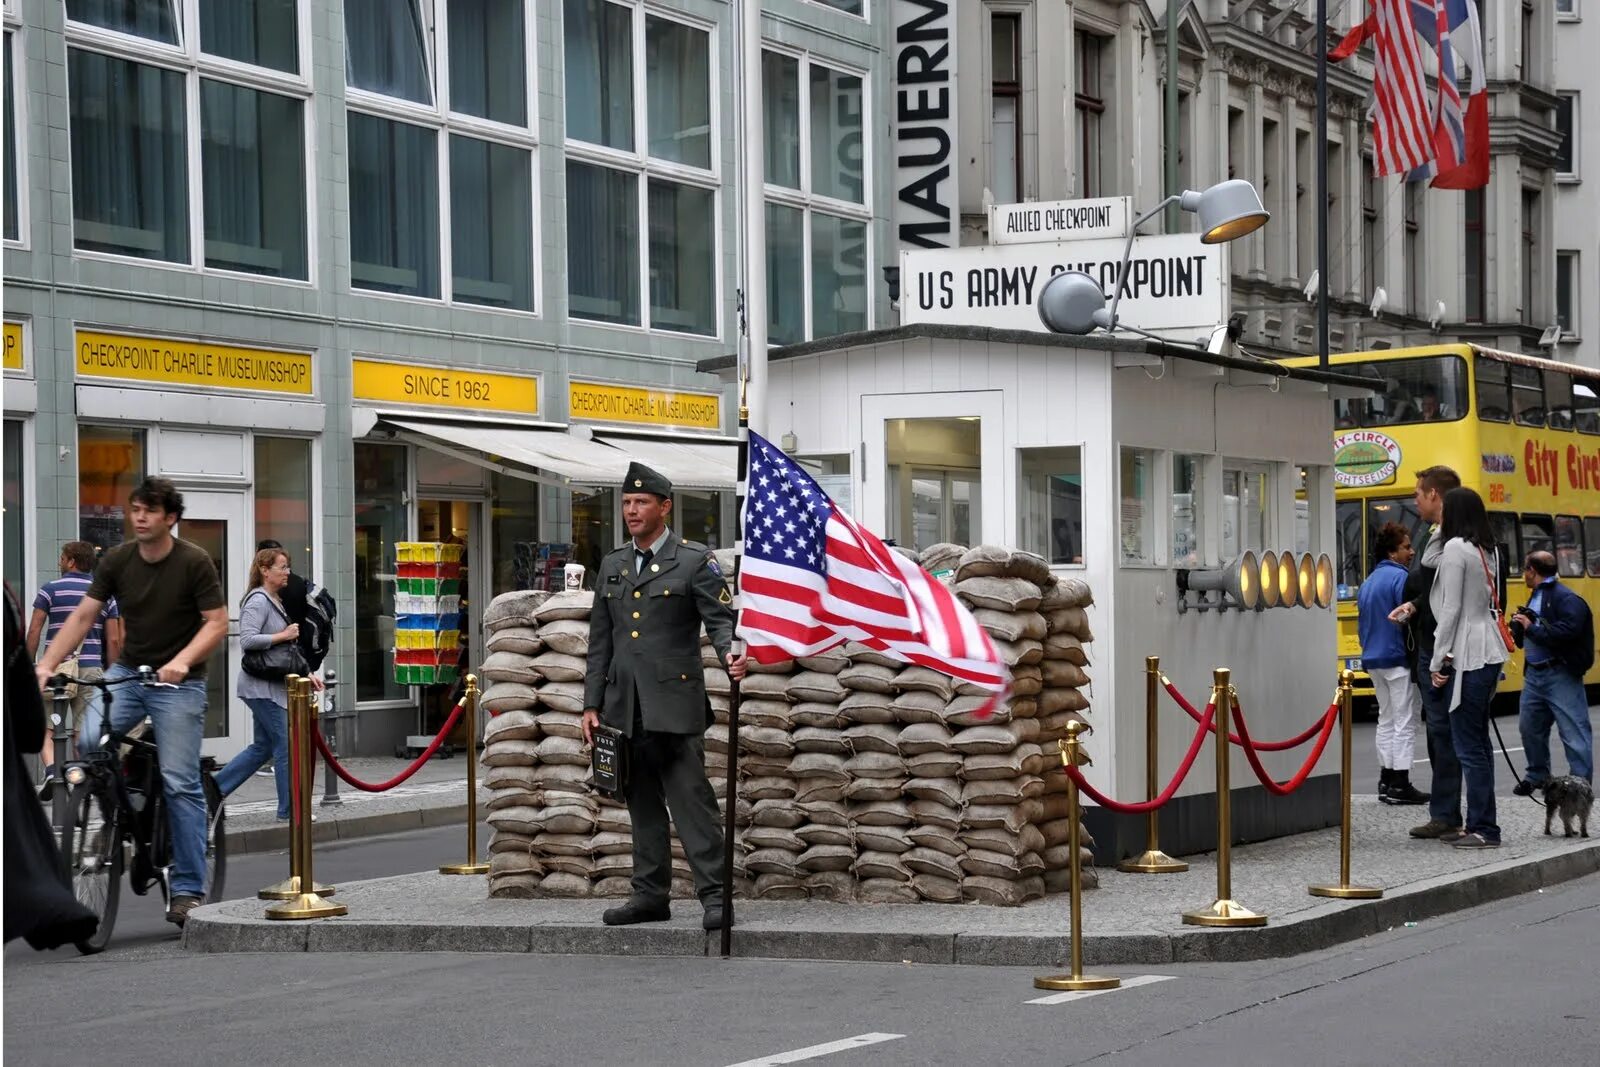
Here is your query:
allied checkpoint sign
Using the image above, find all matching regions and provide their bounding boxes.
[899,232,1230,338]
[987,196,1131,245]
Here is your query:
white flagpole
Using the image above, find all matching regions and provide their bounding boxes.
[741,0,768,440]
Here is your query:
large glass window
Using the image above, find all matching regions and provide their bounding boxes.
[201,81,307,278]
[348,113,440,298]
[1333,354,1469,427]
[565,4,716,335]
[1119,447,1156,565]
[449,0,526,126]
[990,13,1021,205]
[1018,448,1084,566]
[1546,370,1574,431]
[1488,511,1519,586]
[1557,251,1578,336]
[1521,514,1555,558]
[2,419,22,592]
[77,426,145,551]
[344,0,431,104]
[201,0,298,74]
[1172,454,1204,567]
[489,469,540,595]
[572,488,617,579]
[764,50,870,344]
[675,490,722,550]
[1465,188,1486,322]
[1335,495,1425,600]
[1074,31,1108,197]
[1477,359,1511,422]
[3,33,18,243]
[887,419,982,552]
[68,0,178,44]
[254,436,313,577]
[1222,460,1271,561]
[354,442,408,703]
[1555,93,1576,178]
[451,135,533,310]
[1555,515,1585,579]
[1511,363,1546,426]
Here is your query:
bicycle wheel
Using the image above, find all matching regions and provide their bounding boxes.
[63,781,123,955]
[203,774,227,902]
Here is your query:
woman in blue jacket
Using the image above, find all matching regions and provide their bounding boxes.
[1358,523,1427,804]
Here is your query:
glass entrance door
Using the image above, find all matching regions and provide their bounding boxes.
[175,490,250,758]
[417,497,484,748]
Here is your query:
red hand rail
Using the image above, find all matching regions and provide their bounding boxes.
[1164,676,1331,751]
[1061,700,1217,814]
[1230,693,1340,796]
[310,698,467,792]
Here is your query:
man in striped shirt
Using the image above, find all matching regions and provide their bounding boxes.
[26,541,122,770]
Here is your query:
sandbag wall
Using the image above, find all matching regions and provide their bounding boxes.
[479,545,1097,906]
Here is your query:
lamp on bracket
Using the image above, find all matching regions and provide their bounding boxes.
[1176,552,1261,615]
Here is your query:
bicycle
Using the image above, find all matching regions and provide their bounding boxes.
[46,669,227,955]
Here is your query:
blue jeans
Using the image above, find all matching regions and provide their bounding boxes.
[214,698,290,819]
[1518,665,1594,784]
[86,664,211,897]
[1417,655,1462,826]
[1446,663,1501,842]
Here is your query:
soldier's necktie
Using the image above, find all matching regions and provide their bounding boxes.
[636,548,653,575]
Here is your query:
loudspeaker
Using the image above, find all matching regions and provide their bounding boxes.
[1185,551,1261,611]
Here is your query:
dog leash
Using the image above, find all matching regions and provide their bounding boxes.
[1488,713,1550,808]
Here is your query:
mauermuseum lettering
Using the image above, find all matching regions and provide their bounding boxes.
[893,0,958,250]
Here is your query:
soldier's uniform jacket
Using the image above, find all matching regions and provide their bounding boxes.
[583,531,735,736]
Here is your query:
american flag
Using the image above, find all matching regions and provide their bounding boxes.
[1367,0,1434,177]
[736,431,1010,711]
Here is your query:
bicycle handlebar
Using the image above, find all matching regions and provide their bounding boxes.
[46,666,174,692]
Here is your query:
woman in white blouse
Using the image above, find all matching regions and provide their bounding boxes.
[1427,487,1507,848]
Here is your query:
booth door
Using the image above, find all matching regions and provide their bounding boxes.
[861,392,1006,550]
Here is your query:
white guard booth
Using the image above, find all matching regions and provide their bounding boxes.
[702,324,1381,858]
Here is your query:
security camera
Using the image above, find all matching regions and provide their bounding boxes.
[1369,287,1387,318]
[1303,270,1320,302]
[1538,324,1562,347]
[1429,300,1446,332]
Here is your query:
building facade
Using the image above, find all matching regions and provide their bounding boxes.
[1552,0,1599,368]
[1,0,889,756]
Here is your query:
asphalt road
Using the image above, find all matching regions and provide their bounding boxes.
[6,847,1599,1065]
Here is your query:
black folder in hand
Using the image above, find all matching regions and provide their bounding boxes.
[590,724,627,797]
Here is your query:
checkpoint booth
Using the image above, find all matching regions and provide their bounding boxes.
[702,324,1380,859]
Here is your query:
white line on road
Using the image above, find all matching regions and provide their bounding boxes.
[1026,974,1176,1005]
[1414,745,1523,766]
[724,1033,905,1066]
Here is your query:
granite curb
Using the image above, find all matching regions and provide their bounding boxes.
[185,837,1600,966]
[222,802,473,855]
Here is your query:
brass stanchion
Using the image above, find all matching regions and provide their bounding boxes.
[1309,670,1383,900]
[1118,656,1188,874]
[258,675,333,901]
[1182,668,1266,928]
[266,678,346,920]
[1035,721,1120,992]
[441,674,489,875]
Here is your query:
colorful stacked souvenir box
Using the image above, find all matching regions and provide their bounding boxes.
[392,541,466,685]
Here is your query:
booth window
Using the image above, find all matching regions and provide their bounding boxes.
[1555,515,1585,578]
[1171,454,1203,566]
[3,419,21,590]
[1222,460,1271,561]
[887,419,981,552]
[798,454,852,515]
[78,426,145,551]
[1118,446,1155,565]
[254,436,314,577]
[1018,447,1084,566]
[354,442,409,704]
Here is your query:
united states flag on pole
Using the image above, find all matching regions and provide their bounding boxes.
[737,431,1010,715]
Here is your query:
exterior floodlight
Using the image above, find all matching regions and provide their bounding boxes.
[1296,553,1317,609]
[1314,554,1336,608]
[1255,552,1281,609]
[1275,551,1300,608]
[1194,179,1270,244]
[1177,551,1260,614]
[1036,270,1107,336]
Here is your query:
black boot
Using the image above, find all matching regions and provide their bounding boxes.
[1388,769,1428,805]
[1379,767,1395,804]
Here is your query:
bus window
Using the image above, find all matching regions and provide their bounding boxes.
[1476,359,1511,422]
[1333,355,1467,426]
[1336,499,1364,598]
[1489,511,1520,583]
[1511,364,1546,427]
[1575,378,1600,435]
[1555,515,1585,578]
[1547,370,1574,430]
[1521,514,1555,559]
[1586,517,1600,577]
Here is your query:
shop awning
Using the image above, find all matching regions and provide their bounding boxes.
[593,433,737,492]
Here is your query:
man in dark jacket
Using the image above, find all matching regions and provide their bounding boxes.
[1388,465,1463,837]
[1511,551,1595,791]
[581,462,747,930]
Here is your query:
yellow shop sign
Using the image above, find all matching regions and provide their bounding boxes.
[3,322,23,372]
[352,358,539,416]
[569,380,721,431]
[76,330,314,395]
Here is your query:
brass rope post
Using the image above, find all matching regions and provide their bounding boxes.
[441,674,489,875]
[1182,668,1266,928]
[259,675,312,901]
[266,678,346,920]
[1119,655,1188,874]
[1310,670,1382,899]
[1035,721,1119,991]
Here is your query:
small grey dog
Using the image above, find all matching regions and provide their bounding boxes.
[1539,776,1594,838]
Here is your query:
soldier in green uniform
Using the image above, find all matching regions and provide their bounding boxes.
[582,461,747,929]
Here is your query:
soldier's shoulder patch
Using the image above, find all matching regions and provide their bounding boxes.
[704,552,723,577]
[718,586,732,605]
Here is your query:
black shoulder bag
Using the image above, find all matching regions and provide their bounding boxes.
[241,591,311,681]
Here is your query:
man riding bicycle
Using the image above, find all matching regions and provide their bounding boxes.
[35,478,227,927]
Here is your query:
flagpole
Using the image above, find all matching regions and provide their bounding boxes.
[1316,0,1330,372]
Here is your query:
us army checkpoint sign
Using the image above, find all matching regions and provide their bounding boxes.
[899,232,1229,338]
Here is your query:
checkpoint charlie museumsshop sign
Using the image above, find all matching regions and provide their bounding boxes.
[988,197,1131,245]
[892,0,958,250]
[900,232,1229,335]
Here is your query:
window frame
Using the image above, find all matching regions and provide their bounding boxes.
[62,0,318,285]
[802,0,868,19]
[1017,444,1087,569]
[1556,0,1579,20]
[1117,445,1162,568]
[1585,517,1600,578]
[1554,514,1586,578]
[563,0,721,338]
[1476,357,1511,422]
[1555,92,1578,180]
[1073,29,1108,199]
[1556,250,1579,338]
[762,44,874,345]
[3,20,27,249]
[1463,187,1485,322]
[345,0,542,315]
[988,8,1024,206]
[1520,188,1540,326]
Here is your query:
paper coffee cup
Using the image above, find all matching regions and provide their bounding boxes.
[564,563,585,591]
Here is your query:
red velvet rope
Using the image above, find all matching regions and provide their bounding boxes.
[311,699,467,792]
[1062,700,1217,814]
[1163,677,1332,751]
[1230,693,1340,797]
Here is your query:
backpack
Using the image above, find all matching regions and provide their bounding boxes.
[299,583,337,672]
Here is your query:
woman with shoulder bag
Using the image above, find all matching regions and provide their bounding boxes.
[213,549,319,820]
[1426,487,1509,849]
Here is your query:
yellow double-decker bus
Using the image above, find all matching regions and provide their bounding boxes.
[1287,343,1600,700]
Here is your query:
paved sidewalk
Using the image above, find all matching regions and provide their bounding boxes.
[220,754,483,854]
[188,792,1600,964]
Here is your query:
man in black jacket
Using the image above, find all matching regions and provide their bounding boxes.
[1510,551,1595,791]
[1388,465,1463,838]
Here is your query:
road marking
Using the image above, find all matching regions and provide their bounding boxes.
[1414,745,1522,766]
[724,1033,905,1066]
[1026,974,1175,1005]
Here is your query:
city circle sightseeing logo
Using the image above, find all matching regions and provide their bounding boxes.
[1333,431,1403,488]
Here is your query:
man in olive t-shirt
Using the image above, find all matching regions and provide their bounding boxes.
[36,477,227,927]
